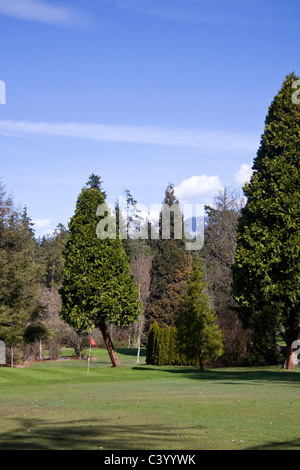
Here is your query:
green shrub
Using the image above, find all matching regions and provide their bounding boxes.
[146,321,197,366]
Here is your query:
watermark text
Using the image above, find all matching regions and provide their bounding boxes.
[0,80,6,104]
[96,197,204,250]
[292,80,300,105]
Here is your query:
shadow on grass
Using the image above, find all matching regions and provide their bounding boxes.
[0,416,200,450]
[245,438,300,450]
[1,416,299,450]
[132,366,300,385]
[116,348,147,358]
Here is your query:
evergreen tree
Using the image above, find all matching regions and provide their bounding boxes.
[39,223,69,292]
[0,185,41,366]
[175,253,224,369]
[146,183,191,328]
[86,173,107,197]
[60,175,141,367]
[146,320,159,365]
[232,73,300,369]
[115,188,143,261]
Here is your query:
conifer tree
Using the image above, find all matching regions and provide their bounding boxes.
[115,188,143,261]
[232,73,300,369]
[175,253,224,369]
[0,185,41,366]
[39,223,69,292]
[146,320,159,365]
[60,175,141,367]
[146,183,191,328]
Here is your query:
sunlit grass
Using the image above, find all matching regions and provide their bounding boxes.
[0,348,299,450]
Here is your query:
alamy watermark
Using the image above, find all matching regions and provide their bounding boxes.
[291,340,300,366]
[96,197,205,250]
[0,80,6,104]
[0,340,6,364]
[292,80,300,105]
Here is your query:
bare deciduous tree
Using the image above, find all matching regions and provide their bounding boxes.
[129,241,152,362]
[202,188,251,365]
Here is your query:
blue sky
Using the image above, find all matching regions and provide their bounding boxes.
[0,0,299,236]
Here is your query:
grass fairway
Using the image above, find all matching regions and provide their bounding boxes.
[0,348,299,450]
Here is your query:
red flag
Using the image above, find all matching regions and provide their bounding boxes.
[90,337,96,347]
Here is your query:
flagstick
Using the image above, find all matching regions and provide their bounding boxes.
[87,342,92,376]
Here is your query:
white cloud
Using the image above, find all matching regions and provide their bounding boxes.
[32,218,54,237]
[174,175,224,204]
[234,163,253,185]
[147,207,161,223]
[42,228,55,237]
[0,0,89,26]
[0,120,259,151]
[32,218,51,228]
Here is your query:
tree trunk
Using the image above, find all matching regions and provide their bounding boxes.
[10,347,13,368]
[136,314,145,364]
[136,342,141,363]
[39,338,42,360]
[136,322,141,363]
[99,322,122,367]
[199,352,204,370]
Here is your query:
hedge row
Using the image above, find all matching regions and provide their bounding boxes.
[146,320,197,366]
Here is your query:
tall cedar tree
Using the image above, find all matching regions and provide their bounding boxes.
[60,176,141,367]
[146,183,191,328]
[175,253,224,369]
[232,73,300,369]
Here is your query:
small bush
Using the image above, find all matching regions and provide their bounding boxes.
[146,321,197,366]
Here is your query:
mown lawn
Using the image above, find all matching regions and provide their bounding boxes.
[0,348,299,450]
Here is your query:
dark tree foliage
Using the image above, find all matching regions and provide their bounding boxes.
[232,73,300,369]
[0,184,41,364]
[86,173,107,197]
[39,224,69,292]
[175,253,224,369]
[146,183,191,328]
